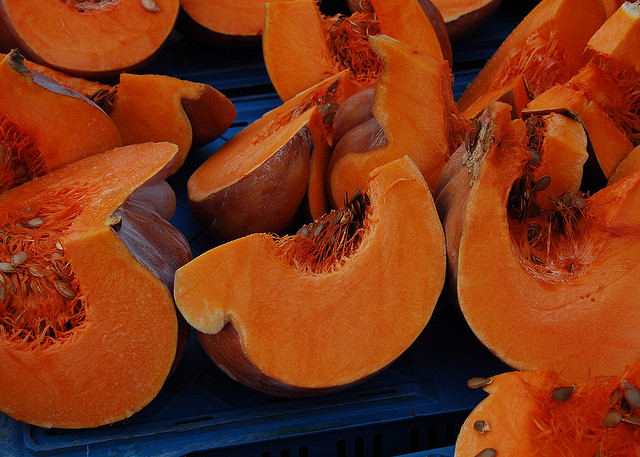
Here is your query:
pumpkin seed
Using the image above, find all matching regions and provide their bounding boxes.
[621,415,640,426]
[534,175,551,192]
[602,409,622,428]
[622,381,640,409]
[26,217,44,228]
[552,385,575,402]
[28,266,45,278]
[0,262,18,273]
[55,280,75,299]
[467,377,493,389]
[11,251,28,266]
[473,420,491,434]
[141,0,161,11]
[0,284,5,300]
[610,388,622,405]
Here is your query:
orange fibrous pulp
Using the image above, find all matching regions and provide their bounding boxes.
[0,114,46,192]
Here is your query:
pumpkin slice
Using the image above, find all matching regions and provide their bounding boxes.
[0,0,179,77]
[262,0,450,101]
[455,363,640,456]
[178,0,291,45]
[457,0,606,118]
[327,35,468,207]
[609,145,640,185]
[431,0,503,41]
[461,73,533,121]
[175,156,445,396]
[188,70,351,242]
[437,100,640,383]
[0,50,121,192]
[98,73,237,175]
[0,142,192,428]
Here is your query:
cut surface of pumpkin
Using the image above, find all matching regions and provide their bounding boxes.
[0,0,180,77]
[0,50,121,192]
[457,0,606,118]
[327,35,468,207]
[175,156,446,395]
[437,101,640,383]
[455,363,640,456]
[262,0,449,101]
[0,142,191,428]
[188,70,351,242]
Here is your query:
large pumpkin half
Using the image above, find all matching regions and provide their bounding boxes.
[0,142,192,428]
[175,156,446,396]
[436,100,640,383]
[0,0,180,77]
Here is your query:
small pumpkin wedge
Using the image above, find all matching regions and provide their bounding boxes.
[174,156,446,396]
[0,0,180,77]
[436,100,640,383]
[430,0,503,41]
[178,0,292,46]
[327,35,468,207]
[262,0,450,101]
[0,142,192,428]
[0,50,121,192]
[610,145,640,185]
[188,70,352,242]
[457,0,606,118]
[99,73,237,175]
[455,363,640,456]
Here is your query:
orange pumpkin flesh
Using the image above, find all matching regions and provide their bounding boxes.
[457,0,606,118]
[262,0,450,101]
[104,73,237,175]
[0,142,192,429]
[455,363,640,456]
[0,0,179,78]
[174,156,446,396]
[0,50,122,192]
[610,144,640,185]
[327,35,468,207]
[437,101,640,383]
[188,70,351,242]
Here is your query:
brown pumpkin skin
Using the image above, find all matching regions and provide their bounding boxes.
[326,35,469,208]
[263,0,450,102]
[175,156,446,396]
[436,100,640,384]
[0,0,180,78]
[457,0,606,118]
[187,71,352,243]
[0,142,192,429]
[0,50,122,192]
[431,0,503,41]
[455,363,640,456]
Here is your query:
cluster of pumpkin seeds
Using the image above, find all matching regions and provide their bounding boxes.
[275,189,370,274]
[0,201,84,346]
[602,379,640,428]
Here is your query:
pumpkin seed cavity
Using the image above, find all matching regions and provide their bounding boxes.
[274,189,370,274]
[327,6,383,85]
[0,114,46,192]
[0,190,86,348]
[60,0,121,13]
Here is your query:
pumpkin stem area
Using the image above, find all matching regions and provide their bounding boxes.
[327,10,383,85]
[60,0,120,13]
[506,116,594,282]
[0,190,86,349]
[274,189,370,274]
[0,114,46,192]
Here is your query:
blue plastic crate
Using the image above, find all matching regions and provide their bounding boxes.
[0,2,537,455]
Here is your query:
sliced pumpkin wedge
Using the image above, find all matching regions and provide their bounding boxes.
[175,155,446,396]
